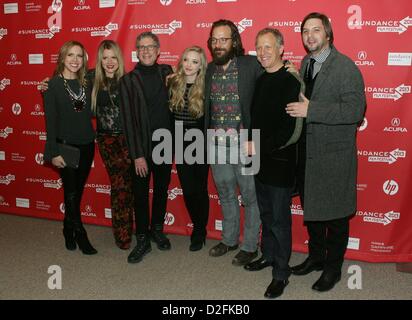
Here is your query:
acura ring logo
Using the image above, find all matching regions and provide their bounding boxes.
[391,118,400,126]
[358,51,367,60]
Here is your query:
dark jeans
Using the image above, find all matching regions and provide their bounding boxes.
[255,177,292,281]
[132,155,171,235]
[60,142,94,227]
[176,161,209,239]
[306,217,350,273]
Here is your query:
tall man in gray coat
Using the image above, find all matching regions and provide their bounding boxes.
[286,12,366,292]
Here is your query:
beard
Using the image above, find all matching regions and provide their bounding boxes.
[212,46,235,65]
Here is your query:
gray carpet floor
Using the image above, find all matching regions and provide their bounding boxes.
[0,213,411,300]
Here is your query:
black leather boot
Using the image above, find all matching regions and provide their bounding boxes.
[128,234,152,263]
[74,225,97,255]
[63,220,76,251]
[149,225,171,250]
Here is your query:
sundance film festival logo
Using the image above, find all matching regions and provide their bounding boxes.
[236,18,253,33]
[359,148,406,164]
[0,28,7,39]
[0,174,16,185]
[384,118,408,133]
[22,130,47,140]
[366,84,411,101]
[12,103,22,115]
[6,54,22,66]
[347,5,411,34]
[152,20,182,36]
[357,210,400,226]
[268,20,301,32]
[0,127,13,139]
[74,0,91,10]
[355,51,374,67]
[168,187,183,200]
[26,177,62,189]
[0,78,11,90]
[34,1,62,39]
[86,183,110,194]
[72,22,118,37]
[383,180,399,196]
[196,18,250,33]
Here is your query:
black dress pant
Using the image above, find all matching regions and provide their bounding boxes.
[60,142,94,227]
[176,161,209,239]
[132,153,171,235]
[306,217,350,273]
[296,135,349,273]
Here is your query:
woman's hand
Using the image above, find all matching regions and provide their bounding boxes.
[52,155,66,169]
[38,77,50,92]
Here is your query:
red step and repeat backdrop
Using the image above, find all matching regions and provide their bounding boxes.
[0,0,411,262]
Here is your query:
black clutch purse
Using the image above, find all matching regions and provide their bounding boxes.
[58,143,80,169]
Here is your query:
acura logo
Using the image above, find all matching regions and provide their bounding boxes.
[358,51,367,60]
[10,54,17,61]
[391,118,400,126]
[78,0,86,5]
[160,0,173,5]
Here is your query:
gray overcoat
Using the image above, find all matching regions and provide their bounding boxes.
[300,46,366,221]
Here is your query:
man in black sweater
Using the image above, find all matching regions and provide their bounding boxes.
[119,32,173,264]
[245,28,303,299]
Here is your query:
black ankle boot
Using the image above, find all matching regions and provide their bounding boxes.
[189,237,206,252]
[63,227,76,251]
[74,228,97,255]
[128,234,152,263]
[149,225,171,250]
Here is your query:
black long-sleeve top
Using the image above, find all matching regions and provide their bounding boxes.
[251,66,301,187]
[43,75,94,161]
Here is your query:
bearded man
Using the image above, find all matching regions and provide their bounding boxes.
[204,19,264,267]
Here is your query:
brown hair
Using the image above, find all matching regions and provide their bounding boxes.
[54,40,88,86]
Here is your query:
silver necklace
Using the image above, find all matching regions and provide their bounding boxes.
[63,77,86,112]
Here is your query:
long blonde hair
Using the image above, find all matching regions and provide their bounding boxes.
[169,46,207,118]
[54,40,88,86]
[91,40,125,112]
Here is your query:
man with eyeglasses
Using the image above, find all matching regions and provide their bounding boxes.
[119,32,173,264]
[205,19,263,267]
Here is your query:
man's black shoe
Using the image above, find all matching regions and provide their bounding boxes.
[312,271,341,292]
[127,235,152,264]
[150,229,171,250]
[264,279,289,299]
[290,257,324,275]
[244,256,271,271]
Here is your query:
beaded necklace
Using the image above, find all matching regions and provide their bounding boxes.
[63,77,86,112]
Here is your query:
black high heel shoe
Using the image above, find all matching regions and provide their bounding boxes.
[189,237,206,252]
[63,227,76,251]
[74,229,97,255]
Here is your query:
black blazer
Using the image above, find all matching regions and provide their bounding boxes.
[119,64,172,160]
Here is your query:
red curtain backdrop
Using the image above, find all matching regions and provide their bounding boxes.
[1,0,411,262]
